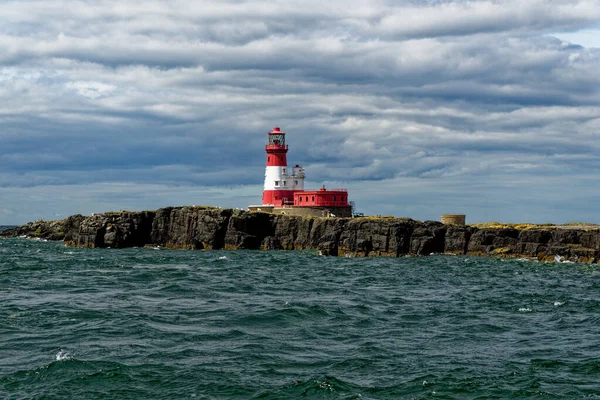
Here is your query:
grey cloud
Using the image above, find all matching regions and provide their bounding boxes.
[374,0,600,39]
[1,0,600,224]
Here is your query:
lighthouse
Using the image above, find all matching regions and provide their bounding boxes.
[262,127,305,206]
[250,126,352,217]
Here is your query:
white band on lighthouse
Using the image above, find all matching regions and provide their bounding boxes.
[264,166,304,190]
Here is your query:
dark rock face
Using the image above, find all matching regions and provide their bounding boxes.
[4,207,600,263]
[410,221,447,255]
[445,226,475,255]
[150,207,232,249]
[261,236,283,250]
[468,228,520,255]
[579,230,600,249]
[224,211,275,249]
[272,214,314,250]
[517,229,552,257]
[332,218,417,257]
[64,211,155,248]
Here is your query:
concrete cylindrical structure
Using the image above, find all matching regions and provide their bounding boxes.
[441,214,466,225]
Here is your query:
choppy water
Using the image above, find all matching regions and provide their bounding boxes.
[1,238,599,399]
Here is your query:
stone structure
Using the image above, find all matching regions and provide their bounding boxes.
[276,205,351,217]
[248,205,352,218]
[441,214,466,225]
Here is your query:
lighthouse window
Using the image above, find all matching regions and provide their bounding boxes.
[295,180,298,185]
[333,196,336,201]
[283,181,287,186]
[268,156,270,162]
[283,168,286,174]
[312,196,314,201]
[275,181,279,186]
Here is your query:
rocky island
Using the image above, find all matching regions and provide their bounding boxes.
[3,206,600,263]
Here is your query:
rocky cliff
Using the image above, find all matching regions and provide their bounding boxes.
[3,207,600,263]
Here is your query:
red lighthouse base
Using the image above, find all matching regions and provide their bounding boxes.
[262,190,296,207]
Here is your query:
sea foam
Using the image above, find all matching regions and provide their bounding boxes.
[55,349,70,361]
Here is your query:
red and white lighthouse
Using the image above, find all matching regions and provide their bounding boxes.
[262,127,305,206]
[251,126,352,217]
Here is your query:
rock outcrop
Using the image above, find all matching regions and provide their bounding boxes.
[64,211,155,248]
[3,207,600,263]
[1,215,85,241]
[150,207,231,249]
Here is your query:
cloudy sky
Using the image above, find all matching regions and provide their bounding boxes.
[1,0,600,224]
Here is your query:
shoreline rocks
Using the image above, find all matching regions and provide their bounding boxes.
[3,207,600,263]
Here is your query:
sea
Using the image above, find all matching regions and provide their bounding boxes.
[1,238,599,399]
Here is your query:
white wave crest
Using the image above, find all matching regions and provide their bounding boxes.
[554,255,574,264]
[55,349,70,361]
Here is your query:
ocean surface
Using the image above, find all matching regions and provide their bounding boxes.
[1,238,599,399]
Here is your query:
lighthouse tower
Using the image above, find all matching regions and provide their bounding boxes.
[262,127,304,206]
